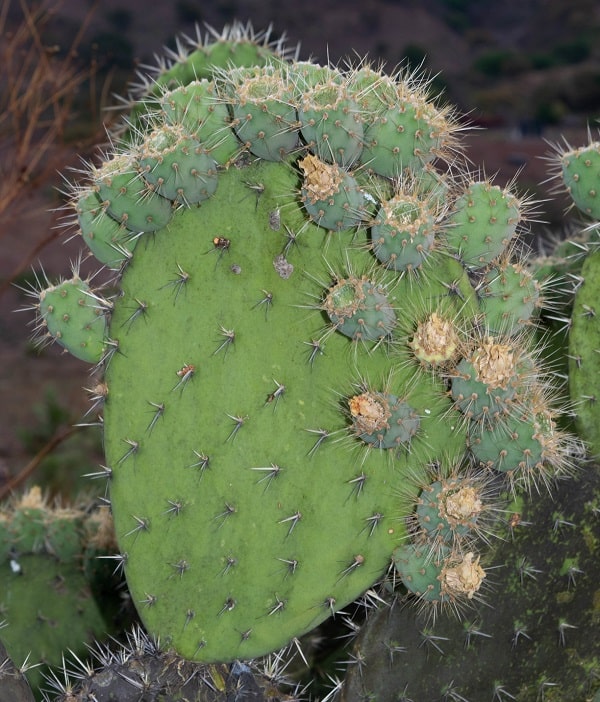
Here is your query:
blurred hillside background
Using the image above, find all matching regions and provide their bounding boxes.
[1,0,600,495]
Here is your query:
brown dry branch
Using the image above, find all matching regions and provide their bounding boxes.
[0,424,79,500]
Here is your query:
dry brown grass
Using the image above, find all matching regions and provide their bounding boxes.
[0,1,112,488]
[0,0,112,294]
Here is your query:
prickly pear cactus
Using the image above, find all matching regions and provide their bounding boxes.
[0,488,114,693]
[27,23,579,665]
[550,136,600,457]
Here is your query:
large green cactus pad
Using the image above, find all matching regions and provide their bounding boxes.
[31,29,577,670]
[104,157,472,662]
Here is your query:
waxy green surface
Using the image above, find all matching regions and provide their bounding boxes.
[104,157,472,661]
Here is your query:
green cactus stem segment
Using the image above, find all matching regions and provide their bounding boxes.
[446,181,521,269]
[137,124,219,204]
[393,544,486,603]
[102,153,469,663]
[299,154,367,231]
[160,81,241,166]
[76,189,137,267]
[416,478,483,545]
[451,337,522,421]
[298,82,364,167]
[470,390,578,492]
[93,153,174,233]
[38,276,107,363]
[347,66,398,114]
[349,392,420,449]
[559,141,600,219]
[370,192,437,272]
[469,409,543,474]
[360,91,451,177]
[228,66,299,161]
[569,249,600,456]
[478,261,541,336]
[323,276,396,342]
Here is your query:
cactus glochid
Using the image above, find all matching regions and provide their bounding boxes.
[24,22,581,666]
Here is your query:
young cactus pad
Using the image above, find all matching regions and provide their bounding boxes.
[33,31,573,666]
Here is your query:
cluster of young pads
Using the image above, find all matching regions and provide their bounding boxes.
[26,22,581,668]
